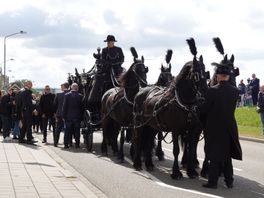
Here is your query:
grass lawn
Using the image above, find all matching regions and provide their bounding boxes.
[235,106,264,138]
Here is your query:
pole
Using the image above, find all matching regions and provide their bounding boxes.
[3,31,26,90]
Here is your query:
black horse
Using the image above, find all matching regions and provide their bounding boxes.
[154,50,174,161]
[101,47,148,161]
[132,38,209,179]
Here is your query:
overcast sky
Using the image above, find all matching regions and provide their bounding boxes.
[0,0,264,88]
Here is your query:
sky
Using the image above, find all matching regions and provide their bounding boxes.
[0,0,264,88]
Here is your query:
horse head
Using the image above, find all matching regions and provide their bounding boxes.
[173,38,210,106]
[210,37,239,87]
[121,47,148,88]
[156,49,173,87]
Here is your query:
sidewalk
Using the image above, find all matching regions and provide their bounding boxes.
[0,138,103,198]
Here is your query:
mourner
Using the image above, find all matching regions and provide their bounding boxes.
[39,85,56,143]
[1,88,14,141]
[53,82,69,147]
[257,85,264,135]
[62,83,84,149]
[18,80,37,144]
[199,64,242,189]
[249,73,260,106]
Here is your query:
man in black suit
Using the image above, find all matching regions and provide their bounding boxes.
[199,64,242,189]
[62,83,84,149]
[18,80,37,144]
[39,85,56,143]
[249,73,260,106]
[53,82,69,147]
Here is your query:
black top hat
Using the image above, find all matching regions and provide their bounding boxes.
[104,35,117,42]
[213,64,231,75]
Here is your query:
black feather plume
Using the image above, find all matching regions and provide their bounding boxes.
[213,37,224,55]
[130,47,138,59]
[165,49,173,64]
[186,38,197,56]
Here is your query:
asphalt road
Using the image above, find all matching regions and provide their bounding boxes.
[38,131,264,198]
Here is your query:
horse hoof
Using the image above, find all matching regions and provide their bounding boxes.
[171,172,183,180]
[146,166,154,171]
[158,155,165,161]
[134,166,142,171]
[187,170,199,179]
[200,171,208,179]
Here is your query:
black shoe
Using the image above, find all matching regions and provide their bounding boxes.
[18,139,27,144]
[54,143,58,147]
[42,139,46,143]
[202,183,217,189]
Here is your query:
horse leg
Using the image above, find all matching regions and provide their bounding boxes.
[118,128,125,163]
[101,117,109,156]
[171,132,183,180]
[180,134,188,168]
[111,121,119,156]
[155,131,165,161]
[144,127,155,171]
[200,157,209,178]
[186,130,199,179]
[133,127,143,171]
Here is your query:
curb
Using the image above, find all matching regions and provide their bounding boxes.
[37,139,108,198]
[240,136,264,144]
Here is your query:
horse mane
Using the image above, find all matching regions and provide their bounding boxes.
[169,61,192,89]
[119,60,139,87]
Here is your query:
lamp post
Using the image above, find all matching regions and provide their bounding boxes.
[3,30,26,89]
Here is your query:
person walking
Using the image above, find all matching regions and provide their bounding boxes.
[199,64,242,189]
[62,83,84,149]
[249,73,260,106]
[18,80,37,144]
[257,85,264,135]
[53,82,69,147]
[1,88,14,141]
[39,85,56,143]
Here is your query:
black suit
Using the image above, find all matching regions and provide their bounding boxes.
[199,81,242,186]
[18,89,34,142]
[249,78,260,105]
[53,90,68,145]
[62,91,84,147]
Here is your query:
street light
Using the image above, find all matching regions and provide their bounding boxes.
[3,30,26,89]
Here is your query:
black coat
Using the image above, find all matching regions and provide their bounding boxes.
[54,90,69,117]
[0,94,14,117]
[17,89,33,119]
[62,91,84,121]
[39,93,56,116]
[102,46,124,75]
[199,81,242,161]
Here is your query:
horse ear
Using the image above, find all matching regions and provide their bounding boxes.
[199,55,203,63]
[224,54,228,62]
[230,54,235,63]
[161,64,165,72]
[141,56,144,63]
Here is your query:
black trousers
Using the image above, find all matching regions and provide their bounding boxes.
[1,115,11,138]
[42,115,55,140]
[54,116,64,145]
[64,119,80,147]
[208,158,234,185]
[19,114,33,141]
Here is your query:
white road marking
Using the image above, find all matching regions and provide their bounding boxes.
[125,157,224,198]
[162,148,243,172]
